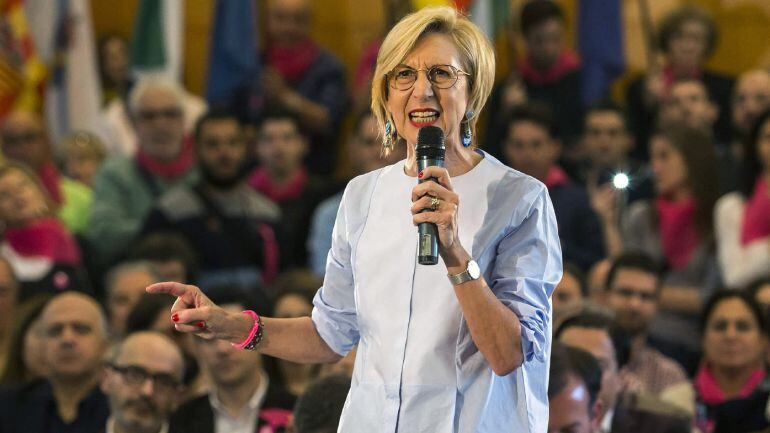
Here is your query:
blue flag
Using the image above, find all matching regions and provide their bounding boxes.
[206,0,259,105]
[578,0,624,106]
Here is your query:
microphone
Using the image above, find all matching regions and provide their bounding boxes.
[416,126,445,265]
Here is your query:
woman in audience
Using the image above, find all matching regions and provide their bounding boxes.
[0,162,87,299]
[61,131,107,188]
[695,291,770,433]
[0,294,51,387]
[716,109,770,289]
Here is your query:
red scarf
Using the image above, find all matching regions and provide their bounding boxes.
[4,217,81,265]
[518,49,581,86]
[248,167,308,203]
[38,162,64,204]
[266,39,320,84]
[136,137,195,179]
[740,176,770,245]
[543,166,571,189]
[656,197,700,269]
[695,363,766,405]
[662,65,703,89]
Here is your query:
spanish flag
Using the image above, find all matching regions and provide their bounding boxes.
[0,0,46,120]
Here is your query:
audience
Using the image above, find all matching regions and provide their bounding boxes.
[0,110,92,234]
[101,331,185,433]
[0,258,19,360]
[60,131,107,188]
[547,342,603,433]
[232,0,347,175]
[0,294,51,387]
[602,252,693,413]
[552,262,587,317]
[504,103,604,271]
[104,260,160,338]
[0,292,110,433]
[169,291,294,433]
[556,309,691,433]
[144,108,281,290]
[89,78,200,267]
[292,374,351,433]
[97,34,134,106]
[128,232,198,283]
[249,110,336,269]
[0,162,88,298]
[716,108,770,289]
[695,291,770,432]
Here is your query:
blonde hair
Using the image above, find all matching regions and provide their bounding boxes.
[61,131,107,162]
[0,161,56,223]
[371,6,495,154]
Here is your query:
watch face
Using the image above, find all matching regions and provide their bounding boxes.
[468,260,481,279]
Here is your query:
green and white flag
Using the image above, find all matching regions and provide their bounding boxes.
[130,0,184,80]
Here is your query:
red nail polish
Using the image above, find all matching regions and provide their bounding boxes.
[171,314,179,322]
[418,171,423,178]
[197,321,206,329]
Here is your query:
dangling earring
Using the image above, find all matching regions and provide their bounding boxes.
[384,119,397,153]
[461,111,473,147]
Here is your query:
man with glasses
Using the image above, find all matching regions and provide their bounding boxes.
[0,292,110,433]
[0,109,92,234]
[101,331,185,433]
[89,77,199,267]
[602,252,694,415]
[142,108,280,291]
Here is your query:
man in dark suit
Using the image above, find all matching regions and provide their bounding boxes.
[0,292,110,433]
[548,343,603,433]
[556,308,691,433]
[101,331,185,433]
[169,291,294,433]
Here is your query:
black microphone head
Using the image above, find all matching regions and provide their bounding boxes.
[416,126,445,158]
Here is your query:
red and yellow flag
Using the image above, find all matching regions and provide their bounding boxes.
[0,0,46,120]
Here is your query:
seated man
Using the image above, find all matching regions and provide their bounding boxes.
[101,331,185,433]
[553,263,588,319]
[556,309,691,433]
[249,110,336,268]
[0,292,110,433]
[548,342,603,433]
[88,78,199,267]
[144,108,281,289]
[104,261,160,339]
[504,103,604,271]
[602,252,694,414]
[169,291,294,433]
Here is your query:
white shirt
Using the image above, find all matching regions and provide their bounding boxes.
[209,370,269,433]
[312,153,562,432]
[715,192,770,289]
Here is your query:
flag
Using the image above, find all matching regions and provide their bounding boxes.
[130,0,184,80]
[578,0,624,106]
[206,0,258,105]
[0,0,46,120]
[42,0,103,145]
[467,0,510,41]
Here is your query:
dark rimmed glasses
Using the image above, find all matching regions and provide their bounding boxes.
[386,64,470,91]
[107,364,181,392]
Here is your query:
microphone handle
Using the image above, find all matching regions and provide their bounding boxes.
[417,157,443,265]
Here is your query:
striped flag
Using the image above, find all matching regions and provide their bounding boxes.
[130,0,184,80]
[0,0,46,120]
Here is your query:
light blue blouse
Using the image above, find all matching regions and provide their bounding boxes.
[312,152,562,432]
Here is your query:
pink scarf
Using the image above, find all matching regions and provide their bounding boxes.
[695,363,766,405]
[266,39,320,84]
[543,166,571,189]
[136,137,195,179]
[38,162,64,204]
[518,49,581,86]
[4,217,81,265]
[656,197,699,269]
[248,167,308,203]
[740,176,770,245]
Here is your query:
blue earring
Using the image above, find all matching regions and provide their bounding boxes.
[384,120,396,153]
[461,111,473,147]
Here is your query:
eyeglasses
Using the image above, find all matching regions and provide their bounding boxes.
[108,364,181,392]
[136,108,183,122]
[386,64,470,91]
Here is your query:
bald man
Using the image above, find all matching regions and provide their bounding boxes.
[0,110,92,234]
[102,332,184,433]
[0,292,110,433]
[732,69,770,139]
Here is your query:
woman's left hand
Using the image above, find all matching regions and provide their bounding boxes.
[411,166,465,266]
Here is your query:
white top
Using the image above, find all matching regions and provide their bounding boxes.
[714,192,770,289]
[312,152,562,432]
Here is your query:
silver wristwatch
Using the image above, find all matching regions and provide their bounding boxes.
[448,259,481,285]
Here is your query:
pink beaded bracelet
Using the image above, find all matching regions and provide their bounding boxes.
[231,310,263,350]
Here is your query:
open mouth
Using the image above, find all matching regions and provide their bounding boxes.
[409,109,440,126]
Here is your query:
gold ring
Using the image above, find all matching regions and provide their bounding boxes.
[430,196,441,211]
